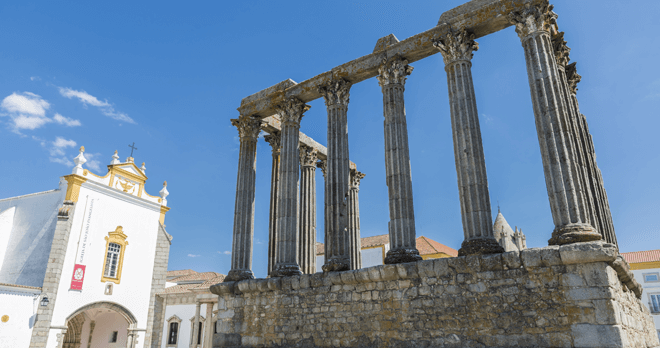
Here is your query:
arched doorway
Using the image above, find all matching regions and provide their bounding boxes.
[63,301,138,348]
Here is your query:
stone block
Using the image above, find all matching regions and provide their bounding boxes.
[571,324,626,348]
[396,262,419,280]
[465,254,481,272]
[566,287,615,301]
[480,253,503,271]
[248,279,259,292]
[236,280,251,293]
[256,279,269,292]
[310,273,324,288]
[213,333,242,347]
[299,274,311,289]
[267,277,281,291]
[354,268,371,283]
[559,241,617,265]
[432,257,452,278]
[327,272,343,285]
[340,270,359,285]
[417,260,435,278]
[447,256,469,274]
[379,265,399,281]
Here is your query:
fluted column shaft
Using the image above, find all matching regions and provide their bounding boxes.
[204,303,213,348]
[225,115,261,282]
[298,145,318,274]
[264,133,281,277]
[434,29,503,256]
[508,2,601,245]
[272,98,309,277]
[377,56,422,264]
[348,168,365,270]
[319,79,352,272]
[565,64,618,246]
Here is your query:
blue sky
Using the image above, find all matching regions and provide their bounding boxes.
[1,1,659,278]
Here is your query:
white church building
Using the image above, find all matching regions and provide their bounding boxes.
[0,146,172,348]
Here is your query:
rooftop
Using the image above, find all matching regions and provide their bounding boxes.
[317,234,457,257]
[621,250,660,264]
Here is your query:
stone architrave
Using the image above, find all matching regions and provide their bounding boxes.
[298,145,318,274]
[433,29,503,256]
[319,79,353,272]
[377,55,423,264]
[225,114,262,282]
[272,97,309,277]
[348,168,365,270]
[507,1,601,245]
[264,132,282,276]
[565,63,618,246]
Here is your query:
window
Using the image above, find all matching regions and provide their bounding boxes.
[189,315,205,347]
[650,294,660,313]
[168,322,179,345]
[197,323,203,345]
[100,226,128,284]
[109,331,118,343]
[644,273,659,283]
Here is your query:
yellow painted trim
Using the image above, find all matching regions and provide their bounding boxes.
[101,226,128,284]
[421,252,453,260]
[629,261,660,270]
[82,169,110,180]
[63,175,88,203]
[111,167,146,185]
[108,163,147,182]
[160,206,171,225]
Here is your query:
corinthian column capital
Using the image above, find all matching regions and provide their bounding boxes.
[231,115,262,141]
[552,31,571,67]
[277,97,309,126]
[507,0,557,39]
[318,79,352,107]
[349,168,365,190]
[566,62,581,95]
[433,28,479,65]
[377,55,413,88]
[316,160,327,177]
[264,133,281,155]
[299,145,319,167]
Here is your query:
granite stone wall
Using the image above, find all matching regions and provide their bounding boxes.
[211,242,659,348]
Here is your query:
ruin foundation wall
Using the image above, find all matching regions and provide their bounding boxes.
[211,242,659,348]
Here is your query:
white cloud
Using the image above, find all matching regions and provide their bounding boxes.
[30,76,41,81]
[222,251,231,255]
[58,87,135,124]
[50,156,73,167]
[84,152,102,171]
[1,92,50,116]
[13,115,52,130]
[53,113,81,127]
[187,254,201,258]
[49,137,77,157]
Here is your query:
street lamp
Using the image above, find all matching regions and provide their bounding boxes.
[40,295,49,307]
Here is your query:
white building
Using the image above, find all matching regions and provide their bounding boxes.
[316,235,458,272]
[157,270,225,348]
[622,249,660,339]
[493,209,527,252]
[0,147,172,348]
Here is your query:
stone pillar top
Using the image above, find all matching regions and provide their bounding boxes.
[349,168,365,190]
[276,97,310,126]
[566,62,581,95]
[507,1,557,39]
[377,55,413,88]
[231,114,262,140]
[264,132,281,154]
[552,31,571,68]
[318,79,351,107]
[300,145,319,168]
[316,160,326,177]
[433,28,479,65]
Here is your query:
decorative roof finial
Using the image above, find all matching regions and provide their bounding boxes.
[159,181,169,206]
[72,146,87,175]
[140,162,146,174]
[111,150,120,165]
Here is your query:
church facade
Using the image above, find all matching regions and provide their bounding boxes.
[0,146,172,348]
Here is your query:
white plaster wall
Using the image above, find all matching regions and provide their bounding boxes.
[362,246,386,268]
[632,268,660,332]
[315,256,324,273]
[161,303,214,348]
[0,288,40,348]
[0,181,66,287]
[89,311,129,348]
[46,181,162,348]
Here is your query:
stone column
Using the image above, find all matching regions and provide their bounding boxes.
[566,62,618,246]
[377,56,423,264]
[433,29,504,256]
[225,115,262,282]
[317,159,328,269]
[298,145,318,274]
[126,331,135,348]
[272,97,309,277]
[319,79,353,272]
[86,321,95,348]
[508,1,601,245]
[348,168,365,270]
[191,302,201,348]
[204,303,213,348]
[264,133,282,276]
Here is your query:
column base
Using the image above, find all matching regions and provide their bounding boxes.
[224,269,254,282]
[322,257,350,272]
[458,238,504,256]
[384,248,423,264]
[548,223,602,246]
[271,263,302,277]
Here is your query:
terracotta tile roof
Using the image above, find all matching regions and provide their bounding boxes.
[170,272,224,283]
[167,269,197,278]
[192,275,226,290]
[416,236,458,257]
[0,282,42,291]
[316,234,457,257]
[158,283,200,294]
[622,250,660,264]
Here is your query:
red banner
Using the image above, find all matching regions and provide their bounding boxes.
[70,264,86,290]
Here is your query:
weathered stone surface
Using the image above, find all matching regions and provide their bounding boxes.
[559,241,617,265]
[212,245,658,348]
